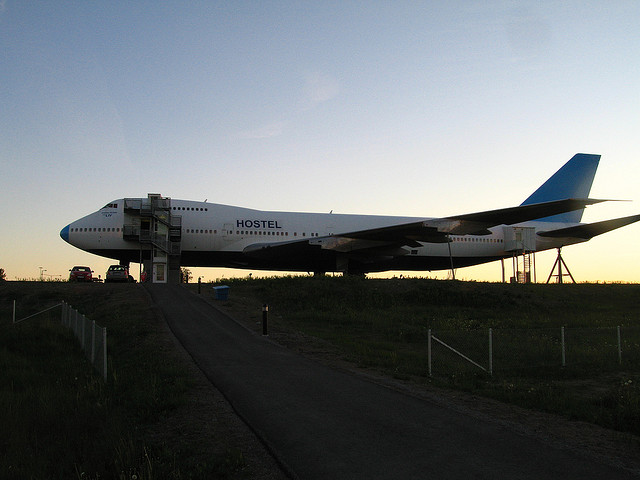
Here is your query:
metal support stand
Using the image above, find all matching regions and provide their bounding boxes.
[447,236,456,280]
[546,247,575,284]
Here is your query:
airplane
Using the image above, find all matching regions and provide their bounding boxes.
[60,153,640,282]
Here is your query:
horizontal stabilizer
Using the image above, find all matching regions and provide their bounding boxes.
[537,214,640,239]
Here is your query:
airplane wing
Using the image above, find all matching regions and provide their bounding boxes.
[244,198,605,258]
[343,198,606,242]
[537,214,640,240]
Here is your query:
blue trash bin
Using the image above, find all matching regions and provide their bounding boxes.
[213,285,230,300]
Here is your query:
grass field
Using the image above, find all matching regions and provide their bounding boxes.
[0,281,249,479]
[194,276,640,437]
[2,277,639,478]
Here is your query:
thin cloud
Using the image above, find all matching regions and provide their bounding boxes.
[235,72,340,140]
[301,72,341,109]
[235,120,286,140]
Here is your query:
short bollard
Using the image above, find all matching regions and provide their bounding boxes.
[197,277,201,294]
[262,304,269,336]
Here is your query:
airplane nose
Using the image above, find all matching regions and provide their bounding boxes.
[60,224,70,243]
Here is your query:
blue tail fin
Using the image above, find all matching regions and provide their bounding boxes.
[520,153,600,223]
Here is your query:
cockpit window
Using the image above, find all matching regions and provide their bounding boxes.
[102,203,118,209]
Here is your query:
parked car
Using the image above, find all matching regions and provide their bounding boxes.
[69,266,93,282]
[105,265,132,283]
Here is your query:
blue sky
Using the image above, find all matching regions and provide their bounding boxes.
[1,1,639,282]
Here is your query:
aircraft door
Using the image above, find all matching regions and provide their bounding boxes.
[153,263,167,283]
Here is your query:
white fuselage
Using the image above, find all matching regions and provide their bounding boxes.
[61,198,584,274]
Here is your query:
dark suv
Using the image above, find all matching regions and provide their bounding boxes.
[105,265,132,283]
[69,266,93,282]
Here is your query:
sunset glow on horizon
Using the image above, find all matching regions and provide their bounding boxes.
[1,2,638,283]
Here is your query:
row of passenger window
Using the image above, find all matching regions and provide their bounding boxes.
[173,206,208,211]
[452,237,503,243]
[184,229,321,237]
[70,227,500,242]
[70,227,121,232]
[185,229,216,234]
[71,226,320,237]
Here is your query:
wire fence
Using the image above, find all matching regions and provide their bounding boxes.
[60,302,107,381]
[428,326,640,376]
[11,300,108,381]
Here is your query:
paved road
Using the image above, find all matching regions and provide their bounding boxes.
[146,284,636,480]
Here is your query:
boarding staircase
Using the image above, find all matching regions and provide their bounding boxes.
[503,226,536,283]
[123,194,182,283]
